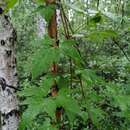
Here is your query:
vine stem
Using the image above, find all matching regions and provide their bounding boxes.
[78,75,86,101]
[59,2,73,90]
[113,38,130,62]
[45,0,62,127]
[60,2,86,98]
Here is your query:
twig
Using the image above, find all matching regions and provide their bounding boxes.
[113,38,130,62]
[78,75,86,100]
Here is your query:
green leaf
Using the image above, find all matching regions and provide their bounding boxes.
[58,87,70,97]
[79,111,88,121]
[21,96,43,105]
[57,76,69,89]
[43,98,57,119]
[91,13,102,23]
[102,11,121,22]
[37,119,57,130]
[64,98,80,123]
[42,35,54,46]
[40,75,55,96]
[5,0,18,12]
[83,128,89,130]
[56,95,80,123]
[38,4,55,23]
[17,86,44,97]
[32,35,53,48]
[18,112,31,130]
[31,46,60,78]
[87,30,118,43]
[35,0,45,4]
[19,101,44,130]
[60,40,82,65]
[76,69,103,86]
[66,3,86,14]
[89,107,105,128]
[114,95,130,111]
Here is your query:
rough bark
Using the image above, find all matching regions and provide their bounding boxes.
[47,0,57,40]
[0,15,19,130]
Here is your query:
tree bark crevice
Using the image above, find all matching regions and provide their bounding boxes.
[0,15,19,130]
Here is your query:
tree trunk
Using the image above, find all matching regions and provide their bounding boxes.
[0,15,19,130]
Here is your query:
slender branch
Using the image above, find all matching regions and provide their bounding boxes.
[113,38,130,62]
[60,3,74,35]
[97,0,100,10]
[60,8,70,38]
[60,8,68,38]
[69,58,73,88]
[78,75,86,100]
[62,9,74,34]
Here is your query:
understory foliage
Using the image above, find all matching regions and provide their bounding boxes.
[7,0,130,129]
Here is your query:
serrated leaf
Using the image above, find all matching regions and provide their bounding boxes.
[114,95,130,111]
[76,69,103,86]
[56,95,80,123]
[17,86,44,97]
[32,35,53,48]
[18,112,31,130]
[60,40,82,65]
[58,87,70,97]
[19,102,44,130]
[40,75,55,96]
[57,76,69,89]
[21,96,43,106]
[37,119,57,130]
[37,4,55,22]
[79,111,88,121]
[87,30,118,43]
[43,98,57,119]
[89,107,105,128]
[65,99,80,123]
[31,47,60,78]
